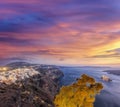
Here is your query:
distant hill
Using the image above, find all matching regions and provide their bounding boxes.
[59,65,111,69]
[103,70,120,75]
[6,62,32,68]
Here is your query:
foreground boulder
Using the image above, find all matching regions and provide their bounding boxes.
[54,74,103,107]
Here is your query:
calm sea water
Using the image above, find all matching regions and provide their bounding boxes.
[60,67,120,107]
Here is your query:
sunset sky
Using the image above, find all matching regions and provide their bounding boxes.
[0,0,120,66]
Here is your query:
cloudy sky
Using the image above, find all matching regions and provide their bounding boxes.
[0,0,120,66]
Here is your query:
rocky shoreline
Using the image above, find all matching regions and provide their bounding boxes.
[0,62,64,107]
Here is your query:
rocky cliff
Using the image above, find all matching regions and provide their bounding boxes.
[0,62,64,107]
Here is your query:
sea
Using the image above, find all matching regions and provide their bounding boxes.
[59,67,120,107]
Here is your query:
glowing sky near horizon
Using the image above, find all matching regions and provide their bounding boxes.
[0,0,120,66]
